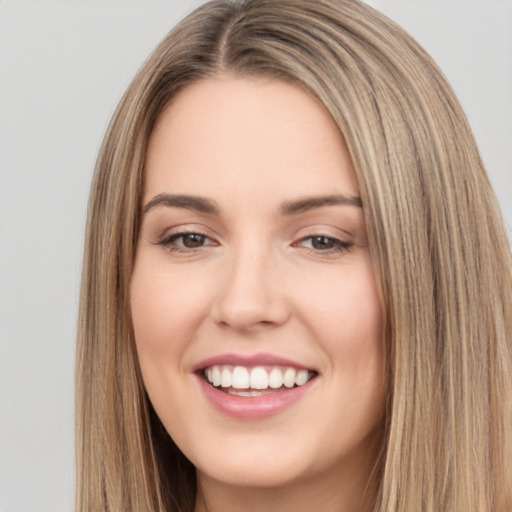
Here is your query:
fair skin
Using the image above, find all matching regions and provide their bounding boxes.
[130,76,385,512]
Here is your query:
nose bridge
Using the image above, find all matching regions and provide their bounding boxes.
[212,237,288,330]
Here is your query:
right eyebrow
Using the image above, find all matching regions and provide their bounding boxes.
[143,193,220,215]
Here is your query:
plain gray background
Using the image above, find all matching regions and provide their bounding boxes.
[0,1,511,511]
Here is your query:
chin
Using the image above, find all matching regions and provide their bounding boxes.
[195,455,311,489]
[184,422,381,493]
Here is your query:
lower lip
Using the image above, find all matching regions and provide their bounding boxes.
[196,375,316,420]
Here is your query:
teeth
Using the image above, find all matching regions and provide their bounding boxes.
[295,369,309,386]
[232,366,250,389]
[212,366,221,387]
[204,364,315,391]
[229,389,261,397]
[268,367,283,389]
[221,367,232,388]
[250,367,268,389]
[228,389,266,397]
[283,368,296,388]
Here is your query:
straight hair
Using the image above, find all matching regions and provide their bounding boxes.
[76,0,512,510]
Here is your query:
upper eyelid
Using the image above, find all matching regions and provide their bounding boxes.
[155,232,219,253]
[156,226,353,240]
[292,224,355,240]
[157,224,217,238]
[297,234,349,242]
[294,234,352,247]
[151,219,358,245]
[158,230,217,243]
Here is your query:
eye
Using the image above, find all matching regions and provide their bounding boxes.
[177,233,208,248]
[157,231,218,252]
[295,235,352,254]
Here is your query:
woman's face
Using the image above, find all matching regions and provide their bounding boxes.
[131,77,385,498]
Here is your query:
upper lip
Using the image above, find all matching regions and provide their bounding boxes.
[192,352,317,373]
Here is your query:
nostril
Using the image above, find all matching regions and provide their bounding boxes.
[211,295,291,331]
[209,261,291,329]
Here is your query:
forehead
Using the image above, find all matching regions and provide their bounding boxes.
[144,76,359,204]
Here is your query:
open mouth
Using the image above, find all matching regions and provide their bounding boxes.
[202,365,318,397]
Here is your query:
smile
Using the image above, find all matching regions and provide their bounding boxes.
[204,365,316,395]
[195,356,319,420]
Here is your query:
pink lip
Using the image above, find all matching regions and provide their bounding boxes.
[192,352,315,372]
[193,352,318,420]
[196,375,317,420]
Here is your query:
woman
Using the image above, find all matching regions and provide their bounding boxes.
[76,0,512,510]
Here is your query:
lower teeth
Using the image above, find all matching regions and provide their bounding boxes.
[227,389,266,397]
[222,386,289,397]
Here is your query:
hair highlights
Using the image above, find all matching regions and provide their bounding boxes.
[76,1,512,510]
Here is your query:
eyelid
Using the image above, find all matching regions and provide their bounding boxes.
[155,222,217,240]
[288,221,358,255]
[167,231,216,244]
[293,234,353,253]
[291,223,355,241]
[154,225,220,252]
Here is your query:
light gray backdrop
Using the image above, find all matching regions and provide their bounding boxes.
[0,1,511,511]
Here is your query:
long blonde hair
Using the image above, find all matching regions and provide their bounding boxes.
[76,0,512,510]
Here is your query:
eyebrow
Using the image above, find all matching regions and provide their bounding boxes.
[143,192,362,216]
[143,193,220,215]
[278,194,362,215]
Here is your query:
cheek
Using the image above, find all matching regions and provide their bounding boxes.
[297,257,385,403]
[300,258,383,347]
[130,262,210,356]
[129,261,210,426]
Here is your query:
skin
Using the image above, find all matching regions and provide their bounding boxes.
[130,76,385,512]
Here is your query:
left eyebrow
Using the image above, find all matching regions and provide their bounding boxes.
[278,194,362,216]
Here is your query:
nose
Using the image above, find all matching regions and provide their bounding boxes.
[210,247,291,332]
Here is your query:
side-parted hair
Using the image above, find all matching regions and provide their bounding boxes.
[76,0,512,510]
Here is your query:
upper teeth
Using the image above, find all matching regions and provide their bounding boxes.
[204,365,314,390]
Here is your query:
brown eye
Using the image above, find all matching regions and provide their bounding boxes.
[295,235,353,254]
[157,231,217,253]
[310,236,336,250]
[181,233,207,248]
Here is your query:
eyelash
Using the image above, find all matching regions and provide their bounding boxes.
[156,231,353,255]
[294,235,353,254]
[157,231,217,252]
